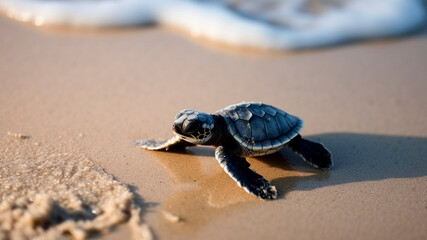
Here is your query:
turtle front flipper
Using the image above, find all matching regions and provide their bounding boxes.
[215,146,277,200]
[135,135,195,151]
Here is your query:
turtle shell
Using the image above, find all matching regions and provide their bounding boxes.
[216,102,303,154]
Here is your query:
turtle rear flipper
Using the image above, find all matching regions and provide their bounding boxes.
[215,146,277,200]
[135,135,194,151]
[288,135,333,169]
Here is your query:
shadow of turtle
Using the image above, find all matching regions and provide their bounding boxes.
[143,132,427,236]
[254,148,330,199]
[148,132,427,201]
[258,133,427,198]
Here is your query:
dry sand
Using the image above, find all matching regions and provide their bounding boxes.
[0,15,426,239]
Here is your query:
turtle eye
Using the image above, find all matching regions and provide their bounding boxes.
[185,121,200,133]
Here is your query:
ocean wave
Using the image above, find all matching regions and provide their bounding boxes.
[0,0,425,50]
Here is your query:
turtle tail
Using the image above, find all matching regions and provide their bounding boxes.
[288,135,333,169]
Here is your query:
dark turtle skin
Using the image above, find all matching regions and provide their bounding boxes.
[136,102,333,200]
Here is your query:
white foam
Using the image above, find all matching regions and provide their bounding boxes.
[0,0,425,49]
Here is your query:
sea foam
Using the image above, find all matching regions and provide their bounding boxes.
[0,0,425,49]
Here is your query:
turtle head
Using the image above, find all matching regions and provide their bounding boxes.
[172,109,215,145]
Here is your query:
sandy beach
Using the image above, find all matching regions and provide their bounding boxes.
[1,10,427,240]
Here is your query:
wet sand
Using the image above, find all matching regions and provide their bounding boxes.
[0,15,426,239]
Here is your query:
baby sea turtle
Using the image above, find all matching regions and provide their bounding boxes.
[136,102,332,200]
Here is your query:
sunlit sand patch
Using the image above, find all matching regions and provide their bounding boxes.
[0,137,151,240]
[146,146,323,234]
